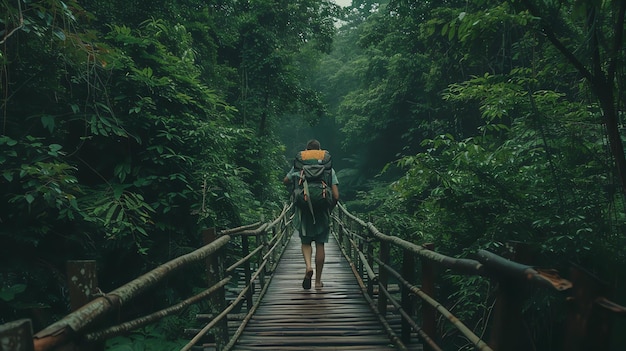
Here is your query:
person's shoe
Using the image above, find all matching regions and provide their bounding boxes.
[315,281,324,290]
[302,270,313,290]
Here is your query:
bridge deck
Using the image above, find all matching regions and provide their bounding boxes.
[230,231,399,350]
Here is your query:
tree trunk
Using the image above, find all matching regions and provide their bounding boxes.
[597,89,626,196]
[520,0,626,196]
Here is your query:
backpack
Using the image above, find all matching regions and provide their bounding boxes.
[292,149,333,221]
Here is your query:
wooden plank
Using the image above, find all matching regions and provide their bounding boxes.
[229,231,400,351]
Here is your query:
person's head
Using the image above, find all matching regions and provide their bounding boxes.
[306,139,321,150]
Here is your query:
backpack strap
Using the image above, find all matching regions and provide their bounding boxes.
[301,174,316,224]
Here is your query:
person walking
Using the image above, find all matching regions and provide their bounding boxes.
[284,139,339,290]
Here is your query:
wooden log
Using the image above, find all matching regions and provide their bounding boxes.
[421,243,436,345]
[66,260,98,312]
[377,240,390,316]
[204,228,229,351]
[401,249,415,344]
[34,234,231,351]
[563,265,616,351]
[0,319,34,351]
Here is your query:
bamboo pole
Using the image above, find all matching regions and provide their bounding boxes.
[85,277,231,342]
[477,249,571,291]
[33,234,231,351]
[219,222,263,236]
[332,232,409,351]
[377,279,443,351]
[337,203,483,275]
[376,258,493,351]
[180,260,268,351]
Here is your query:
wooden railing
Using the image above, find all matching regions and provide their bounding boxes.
[3,201,626,351]
[332,202,626,351]
[0,203,293,351]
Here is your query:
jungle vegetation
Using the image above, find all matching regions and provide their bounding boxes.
[1,0,625,350]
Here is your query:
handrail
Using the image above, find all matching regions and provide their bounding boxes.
[33,234,232,351]
[375,258,491,351]
[333,202,626,351]
[365,221,485,276]
[267,203,292,229]
[219,221,263,236]
[179,259,268,351]
[339,202,484,275]
[4,203,294,351]
[180,205,291,351]
[3,200,625,351]
[338,223,438,350]
[84,277,231,342]
[333,230,408,351]
[226,245,264,273]
[477,249,572,291]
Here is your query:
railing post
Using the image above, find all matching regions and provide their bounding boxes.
[377,240,390,316]
[67,260,99,312]
[0,319,34,351]
[337,221,344,246]
[563,265,614,351]
[487,243,532,351]
[357,231,364,278]
[422,243,436,343]
[67,259,103,351]
[488,278,527,350]
[203,228,229,351]
[345,226,352,258]
[241,235,253,311]
[341,223,348,252]
[281,217,290,246]
[258,230,267,289]
[271,226,279,269]
[366,238,375,297]
[401,248,415,344]
[350,228,356,263]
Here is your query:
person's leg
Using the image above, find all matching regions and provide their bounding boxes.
[315,242,325,289]
[302,243,313,273]
[301,242,313,289]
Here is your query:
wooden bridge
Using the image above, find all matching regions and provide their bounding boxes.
[230,230,408,351]
[1,203,625,351]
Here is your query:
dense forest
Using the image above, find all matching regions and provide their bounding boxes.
[2,0,625,350]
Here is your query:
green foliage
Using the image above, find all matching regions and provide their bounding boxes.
[0,0,278,329]
[106,323,187,351]
[441,274,491,349]
[0,285,27,303]
[1,0,340,337]
[2,0,625,349]
[329,0,626,349]
[1,136,82,237]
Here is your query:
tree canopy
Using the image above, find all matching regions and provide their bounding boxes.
[2,0,625,349]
